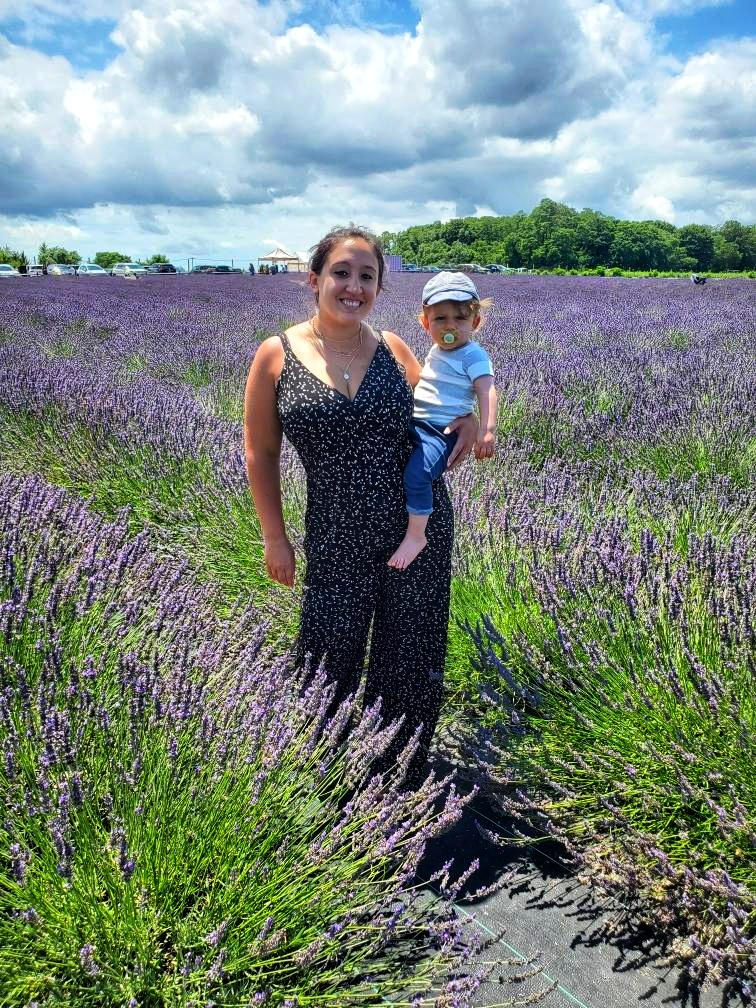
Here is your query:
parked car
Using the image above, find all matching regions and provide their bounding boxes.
[46,263,76,275]
[401,263,420,272]
[146,263,177,273]
[190,264,242,274]
[0,263,21,278]
[110,262,147,276]
[27,264,45,276]
[77,263,109,276]
[455,263,488,274]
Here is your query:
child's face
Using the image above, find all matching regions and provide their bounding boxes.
[421,299,480,351]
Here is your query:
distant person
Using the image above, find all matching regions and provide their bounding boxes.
[388,272,498,570]
[249,263,255,275]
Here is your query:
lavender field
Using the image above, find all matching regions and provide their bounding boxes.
[1,272,754,1005]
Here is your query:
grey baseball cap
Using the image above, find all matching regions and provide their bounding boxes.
[422,271,480,306]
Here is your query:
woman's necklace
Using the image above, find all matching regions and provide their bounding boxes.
[310,319,363,383]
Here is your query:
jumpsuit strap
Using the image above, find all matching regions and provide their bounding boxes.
[372,326,407,378]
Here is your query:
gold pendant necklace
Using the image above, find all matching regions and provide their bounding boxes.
[311,320,363,383]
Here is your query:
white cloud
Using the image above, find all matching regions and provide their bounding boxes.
[0,0,753,263]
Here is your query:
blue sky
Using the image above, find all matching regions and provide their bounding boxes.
[656,0,756,56]
[3,0,754,72]
[0,0,753,263]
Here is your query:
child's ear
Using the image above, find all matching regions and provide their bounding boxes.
[419,311,431,332]
[472,313,482,330]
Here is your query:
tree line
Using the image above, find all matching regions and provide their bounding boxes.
[379,199,756,273]
[0,245,169,272]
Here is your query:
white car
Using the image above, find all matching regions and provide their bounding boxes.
[78,263,109,276]
[0,263,21,277]
[111,262,147,276]
[27,264,45,276]
[47,263,76,275]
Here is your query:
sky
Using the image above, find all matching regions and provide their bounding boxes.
[0,0,754,266]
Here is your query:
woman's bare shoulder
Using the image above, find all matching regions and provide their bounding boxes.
[380,330,408,353]
[248,334,285,382]
[380,330,421,385]
[382,331,418,362]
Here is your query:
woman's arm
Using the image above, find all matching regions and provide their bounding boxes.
[444,412,479,469]
[243,337,295,587]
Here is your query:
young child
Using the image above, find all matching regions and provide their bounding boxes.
[388,271,498,570]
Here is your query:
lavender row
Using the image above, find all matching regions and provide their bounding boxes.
[1,473,536,1006]
[443,502,756,991]
[3,276,754,493]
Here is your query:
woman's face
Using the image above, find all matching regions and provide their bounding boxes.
[309,238,380,325]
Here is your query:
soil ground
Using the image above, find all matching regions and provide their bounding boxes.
[420,779,747,1008]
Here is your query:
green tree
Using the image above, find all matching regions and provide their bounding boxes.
[711,234,742,271]
[678,224,715,271]
[416,239,450,266]
[448,241,471,265]
[40,245,80,266]
[379,231,397,254]
[469,239,491,265]
[379,204,754,274]
[0,246,28,271]
[530,198,578,246]
[719,220,754,268]
[145,254,169,265]
[94,251,130,270]
[609,221,648,269]
[575,209,615,268]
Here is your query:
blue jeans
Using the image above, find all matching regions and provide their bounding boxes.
[404,419,458,515]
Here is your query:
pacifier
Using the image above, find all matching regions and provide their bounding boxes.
[442,331,457,344]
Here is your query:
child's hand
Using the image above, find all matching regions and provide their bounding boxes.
[474,432,496,460]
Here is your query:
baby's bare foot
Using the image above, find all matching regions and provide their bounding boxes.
[388,533,427,570]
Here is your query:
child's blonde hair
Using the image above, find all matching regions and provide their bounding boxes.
[418,297,493,326]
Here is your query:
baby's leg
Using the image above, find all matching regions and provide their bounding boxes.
[389,422,455,569]
[388,512,429,569]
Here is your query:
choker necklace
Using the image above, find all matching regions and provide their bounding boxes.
[310,320,363,383]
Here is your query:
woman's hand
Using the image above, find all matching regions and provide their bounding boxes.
[265,537,296,587]
[444,412,480,470]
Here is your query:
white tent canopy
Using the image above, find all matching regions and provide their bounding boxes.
[257,246,308,271]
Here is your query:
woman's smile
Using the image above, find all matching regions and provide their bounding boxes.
[309,237,380,328]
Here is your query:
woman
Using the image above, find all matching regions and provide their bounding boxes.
[243,226,477,782]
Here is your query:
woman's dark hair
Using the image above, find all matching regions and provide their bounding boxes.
[308,226,386,292]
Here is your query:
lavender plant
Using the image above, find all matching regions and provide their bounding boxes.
[0,474,526,1007]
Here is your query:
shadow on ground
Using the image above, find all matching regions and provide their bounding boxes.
[416,769,751,1008]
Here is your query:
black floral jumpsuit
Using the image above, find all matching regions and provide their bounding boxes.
[276,332,453,774]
